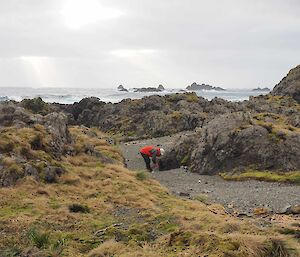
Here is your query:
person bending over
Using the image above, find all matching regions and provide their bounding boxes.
[139,146,165,172]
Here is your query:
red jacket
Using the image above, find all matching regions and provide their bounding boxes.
[140,146,161,157]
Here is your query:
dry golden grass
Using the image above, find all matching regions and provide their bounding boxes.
[0,126,299,256]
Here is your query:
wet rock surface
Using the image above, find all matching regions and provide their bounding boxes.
[119,135,300,214]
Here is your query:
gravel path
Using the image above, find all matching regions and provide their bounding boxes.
[119,135,300,214]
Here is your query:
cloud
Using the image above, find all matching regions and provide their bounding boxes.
[0,0,299,88]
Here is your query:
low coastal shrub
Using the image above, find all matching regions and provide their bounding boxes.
[21,97,48,114]
[68,203,90,213]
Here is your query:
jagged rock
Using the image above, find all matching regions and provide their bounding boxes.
[158,84,165,91]
[271,65,300,103]
[134,85,165,92]
[24,164,39,180]
[252,87,270,92]
[161,112,300,174]
[0,162,26,187]
[44,166,65,183]
[186,82,225,91]
[42,112,71,158]
[117,85,128,92]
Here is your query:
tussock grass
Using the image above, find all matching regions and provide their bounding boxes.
[136,171,149,181]
[28,228,50,249]
[0,126,299,256]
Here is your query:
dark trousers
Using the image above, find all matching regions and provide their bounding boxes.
[141,153,151,171]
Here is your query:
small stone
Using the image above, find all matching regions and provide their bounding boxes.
[291,205,300,214]
[179,192,190,197]
[277,205,292,214]
[227,204,234,209]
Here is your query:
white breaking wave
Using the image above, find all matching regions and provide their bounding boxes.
[0,87,268,104]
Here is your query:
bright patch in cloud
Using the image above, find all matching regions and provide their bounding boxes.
[110,49,158,58]
[20,56,60,86]
[61,0,123,29]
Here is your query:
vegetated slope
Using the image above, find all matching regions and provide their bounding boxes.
[0,108,299,256]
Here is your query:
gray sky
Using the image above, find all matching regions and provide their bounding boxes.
[0,0,299,89]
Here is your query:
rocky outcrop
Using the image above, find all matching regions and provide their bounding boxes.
[117,85,128,92]
[158,84,165,91]
[55,93,245,139]
[160,112,300,174]
[134,85,165,92]
[42,112,72,158]
[271,65,300,103]
[252,87,270,92]
[186,82,225,91]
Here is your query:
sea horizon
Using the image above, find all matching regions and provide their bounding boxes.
[0,86,269,104]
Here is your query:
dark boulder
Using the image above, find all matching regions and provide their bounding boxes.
[44,166,65,183]
[118,85,128,92]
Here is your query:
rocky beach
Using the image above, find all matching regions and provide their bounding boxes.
[0,65,299,256]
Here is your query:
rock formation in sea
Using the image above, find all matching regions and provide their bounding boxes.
[252,87,270,92]
[118,85,128,92]
[133,85,165,92]
[186,82,225,91]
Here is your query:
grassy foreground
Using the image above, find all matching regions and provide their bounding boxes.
[0,127,299,256]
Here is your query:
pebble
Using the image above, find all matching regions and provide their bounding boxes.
[179,192,190,197]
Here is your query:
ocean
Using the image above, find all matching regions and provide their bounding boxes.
[0,87,269,104]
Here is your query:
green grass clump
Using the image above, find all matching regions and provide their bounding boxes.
[28,228,50,249]
[180,154,189,166]
[136,171,148,181]
[260,239,290,257]
[192,194,210,205]
[220,170,300,184]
